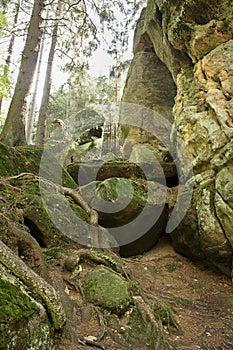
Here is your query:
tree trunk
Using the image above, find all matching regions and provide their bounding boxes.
[0,0,21,114]
[26,29,46,144]
[35,0,61,146]
[0,0,46,146]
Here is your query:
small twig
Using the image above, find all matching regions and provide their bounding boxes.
[3,172,36,180]
[78,336,108,349]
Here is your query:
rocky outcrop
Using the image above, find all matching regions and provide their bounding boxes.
[122,0,233,276]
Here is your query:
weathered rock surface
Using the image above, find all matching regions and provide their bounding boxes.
[122,0,233,276]
[80,177,168,256]
[119,8,177,166]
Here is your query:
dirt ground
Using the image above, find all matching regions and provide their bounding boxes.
[55,236,233,350]
[125,236,233,350]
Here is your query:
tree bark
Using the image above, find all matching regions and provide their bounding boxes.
[0,0,20,114]
[35,0,62,146]
[0,0,46,146]
[26,29,46,144]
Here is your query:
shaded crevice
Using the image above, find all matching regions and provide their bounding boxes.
[214,188,233,248]
[24,217,47,248]
[155,7,162,26]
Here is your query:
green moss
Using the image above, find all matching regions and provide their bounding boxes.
[0,279,39,349]
[0,143,76,189]
[0,143,15,176]
[44,247,65,259]
[12,178,88,248]
[96,177,147,227]
[83,267,132,315]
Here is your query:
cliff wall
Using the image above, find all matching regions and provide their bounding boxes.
[121,0,233,276]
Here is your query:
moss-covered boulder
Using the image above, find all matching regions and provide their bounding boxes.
[80,177,168,256]
[67,159,177,186]
[67,160,145,185]
[0,264,54,350]
[82,267,132,315]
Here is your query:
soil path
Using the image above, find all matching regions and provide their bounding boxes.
[125,237,233,350]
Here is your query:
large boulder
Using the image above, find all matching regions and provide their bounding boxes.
[170,171,232,276]
[67,159,177,186]
[122,0,233,276]
[80,177,168,256]
[119,8,177,165]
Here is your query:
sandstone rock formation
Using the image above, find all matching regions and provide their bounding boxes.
[122,0,233,276]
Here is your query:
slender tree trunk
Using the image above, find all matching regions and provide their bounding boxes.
[0,0,21,113]
[66,80,71,119]
[0,0,46,146]
[35,0,61,146]
[26,29,46,144]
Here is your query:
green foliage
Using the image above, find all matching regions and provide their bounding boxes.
[0,65,11,99]
[47,74,115,123]
[0,11,7,29]
[0,4,8,39]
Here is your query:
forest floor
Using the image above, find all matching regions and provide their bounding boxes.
[55,236,233,350]
[126,237,233,350]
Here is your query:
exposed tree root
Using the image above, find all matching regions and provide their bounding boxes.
[2,172,99,226]
[0,240,66,329]
[62,187,98,226]
[64,248,128,277]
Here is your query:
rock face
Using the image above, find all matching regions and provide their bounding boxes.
[122,0,233,276]
[119,8,177,169]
